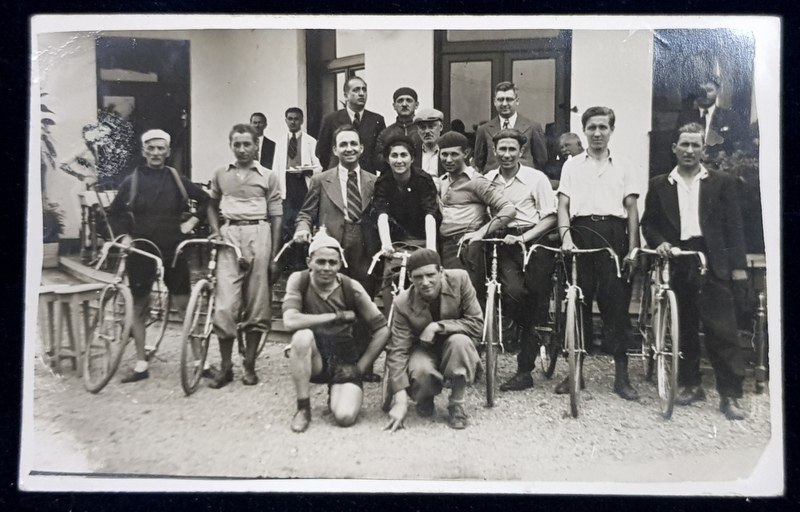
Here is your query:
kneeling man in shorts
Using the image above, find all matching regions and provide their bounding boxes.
[284,228,389,433]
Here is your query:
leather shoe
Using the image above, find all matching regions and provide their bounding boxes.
[554,375,585,395]
[242,369,259,386]
[361,371,382,383]
[120,369,149,383]
[675,385,706,406]
[500,372,534,392]
[613,381,640,401]
[447,403,468,430]
[291,408,311,433]
[416,396,435,417]
[720,397,746,420]
[201,365,218,379]
[208,367,234,389]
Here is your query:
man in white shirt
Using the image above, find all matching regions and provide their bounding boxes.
[557,106,641,401]
[415,108,445,179]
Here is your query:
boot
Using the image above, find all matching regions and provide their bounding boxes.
[242,331,261,386]
[613,355,639,401]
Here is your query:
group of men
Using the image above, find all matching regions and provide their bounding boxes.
[105,73,753,435]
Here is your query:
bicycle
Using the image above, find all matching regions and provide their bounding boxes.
[629,247,707,419]
[535,247,567,380]
[175,237,246,395]
[459,237,526,407]
[525,244,621,418]
[367,242,421,412]
[83,237,166,393]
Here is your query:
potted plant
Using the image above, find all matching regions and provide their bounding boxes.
[42,202,64,268]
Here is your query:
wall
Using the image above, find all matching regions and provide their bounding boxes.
[34,29,306,238]
[570,30,655,203]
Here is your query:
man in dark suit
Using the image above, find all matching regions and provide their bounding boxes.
[294,124,382,381]
[374,87,424,174]
[316,77,386,174]
[641,123,750,420]
[250,112,276,169]
[473,81,548,173]
[675,76,747,159]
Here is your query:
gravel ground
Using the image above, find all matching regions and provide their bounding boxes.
[29,325,774,485]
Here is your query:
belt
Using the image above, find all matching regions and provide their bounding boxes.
[575,215,623,222]
[227,219,263,226]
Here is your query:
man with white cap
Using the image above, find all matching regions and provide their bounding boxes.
[107,128,209,383]
[284,228,389,433]
[374,87,423,174]
[415,108,445,179]
[384,249,482,431]
[206,123,283,389]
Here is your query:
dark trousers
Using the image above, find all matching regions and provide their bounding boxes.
[341,222,376,359]
[673,237,747,398]
[440,235,487,306]
[280,175,309,272]
[506,236,557,374]
[571,217,634,357]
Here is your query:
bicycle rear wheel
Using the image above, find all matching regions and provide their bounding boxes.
[484,286,499,407]
[145,287,171,359]
[83,284,133,393]
[180,279,214,396]
[565,287,582,418]
[656,290,680,419]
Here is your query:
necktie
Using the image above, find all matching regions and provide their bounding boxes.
[353,112,361,129]
[346,170,362,222]
[701,109,709,129]
[288,133,298,160]
[502,119,510,130]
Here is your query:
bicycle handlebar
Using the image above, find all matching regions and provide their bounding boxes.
[629,247,707,275]
[96,239,165,277]
[456,237,526,259]
[527,244,622,278]
[173,238,245,268]
[367,249,414,275]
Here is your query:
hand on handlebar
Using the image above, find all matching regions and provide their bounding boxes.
[380,244,396,258]
[655,242,673,258]
[180,216,199,235]
[502,234,522,246]
[560,237,577,254]
[208,231,222,242]
[293,230,311,244]
[459,232,482,246]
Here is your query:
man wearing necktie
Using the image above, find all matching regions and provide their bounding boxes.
[675,75,747,159]
[315,77,386,174]
[250,112,276,169]
[294,125,382,381]
[273,107,323,273]
[473,81,548,174]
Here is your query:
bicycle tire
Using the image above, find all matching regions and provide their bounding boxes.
[656,290,680,419]
[541,263,566,378]
[145,288,171,360]
[484,287,498,408]
[83,284,133,393]
[565,287,582,418]
[638,274,655,380]
[180,279,214,396]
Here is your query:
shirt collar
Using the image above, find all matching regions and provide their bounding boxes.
[346,106,364,123]
[499,112,518,128]
[423,145,439,155]
[338,164,362,178]
[486,164,535,186]
[580,149,613,163]
[227,161,265,176]
[288,131,303,140]
[667,165,709,185]
[699,104,717,116]
[440,166,475,182]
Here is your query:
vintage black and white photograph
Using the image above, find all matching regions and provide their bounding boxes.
[22,15,781,494]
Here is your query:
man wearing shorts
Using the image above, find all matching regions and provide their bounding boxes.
[384,249,483,431]
[207,123,283,388]
[284,229,389,433]
[107,129,209,383]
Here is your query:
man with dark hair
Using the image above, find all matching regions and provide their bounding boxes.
[375,87,424,174]
[206,123,283,388]
[316,77,386,173]
[676,76,747,158]
[483,129,558,392]
[557,106,641,401]
[437,131,516,305]
[250,112,276,169]
[641,123,749,420]
[473,81,548,173]
[285,228,389,433]
[384,249,482,431]
[108,129,209,383]
[273,107,322,272]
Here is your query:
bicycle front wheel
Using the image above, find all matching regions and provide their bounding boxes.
[484,286,499,407]
[83,284,133,393]
[565,287,582,418]
[638,275,656,380]
[145,288,171,359]
[656,290,680,419]
[180,279,214,396]
[541,265,566,378]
